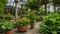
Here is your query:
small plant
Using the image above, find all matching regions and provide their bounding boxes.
[28,12,36,23]
[16,17,30,32]
[0,21,14,31]
[17,17,30,26]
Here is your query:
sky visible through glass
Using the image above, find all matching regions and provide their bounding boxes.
[7,0,54,12]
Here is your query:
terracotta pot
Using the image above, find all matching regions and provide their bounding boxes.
[30,23,34,29]
[17,26,28,32]
[5,30,13,34]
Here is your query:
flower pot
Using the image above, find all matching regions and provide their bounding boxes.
[30,23,34,29]
[5,30,13,34]
[17,26,28,32]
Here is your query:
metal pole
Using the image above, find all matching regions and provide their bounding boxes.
[14,0,18,21]
[15,2,18,18]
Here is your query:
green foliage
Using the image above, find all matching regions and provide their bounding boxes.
[0,20,14,32]
[17,17,30,26]
[28,12,36,23]
[0,0,7,5]
[0,0,7,14]
[40,0,49,4]
[3,14,14,20]
[24,0,41,11]
[0,20,4,32]
[36,7,46,16]
[53,0,60,4]
[35,16,43,21]
[38,13,60,34]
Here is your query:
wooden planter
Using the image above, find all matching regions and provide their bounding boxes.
[5,30,13,34]
[30,23,35,29]
[17,26,28,32]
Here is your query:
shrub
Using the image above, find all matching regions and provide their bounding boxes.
[38,13,60,34]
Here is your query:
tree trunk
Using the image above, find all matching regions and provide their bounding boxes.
[45,4,47,15]
[54,4,56,12]
[21,4,22,16]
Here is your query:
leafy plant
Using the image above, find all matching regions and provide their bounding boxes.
[17,17,30,26]
[0,20,4,32]
[38,13,60,34]
[0,20,14,32]
[34,16,43,21]
[3,14,14,20]
[24,0,41,11]
[28,12,36,23]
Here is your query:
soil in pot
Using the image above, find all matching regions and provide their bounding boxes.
[17,26,28,32]
[5,30,13,34]
[30,23,35,29]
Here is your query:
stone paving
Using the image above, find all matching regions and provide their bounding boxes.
[0,22,41,34]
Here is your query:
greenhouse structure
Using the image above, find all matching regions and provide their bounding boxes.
[0,0,60,34]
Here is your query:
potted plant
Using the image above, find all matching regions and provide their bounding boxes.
[28,13,36,29]
[0,21,14,34]
[16,17,30,32]
[30,20,35,29]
